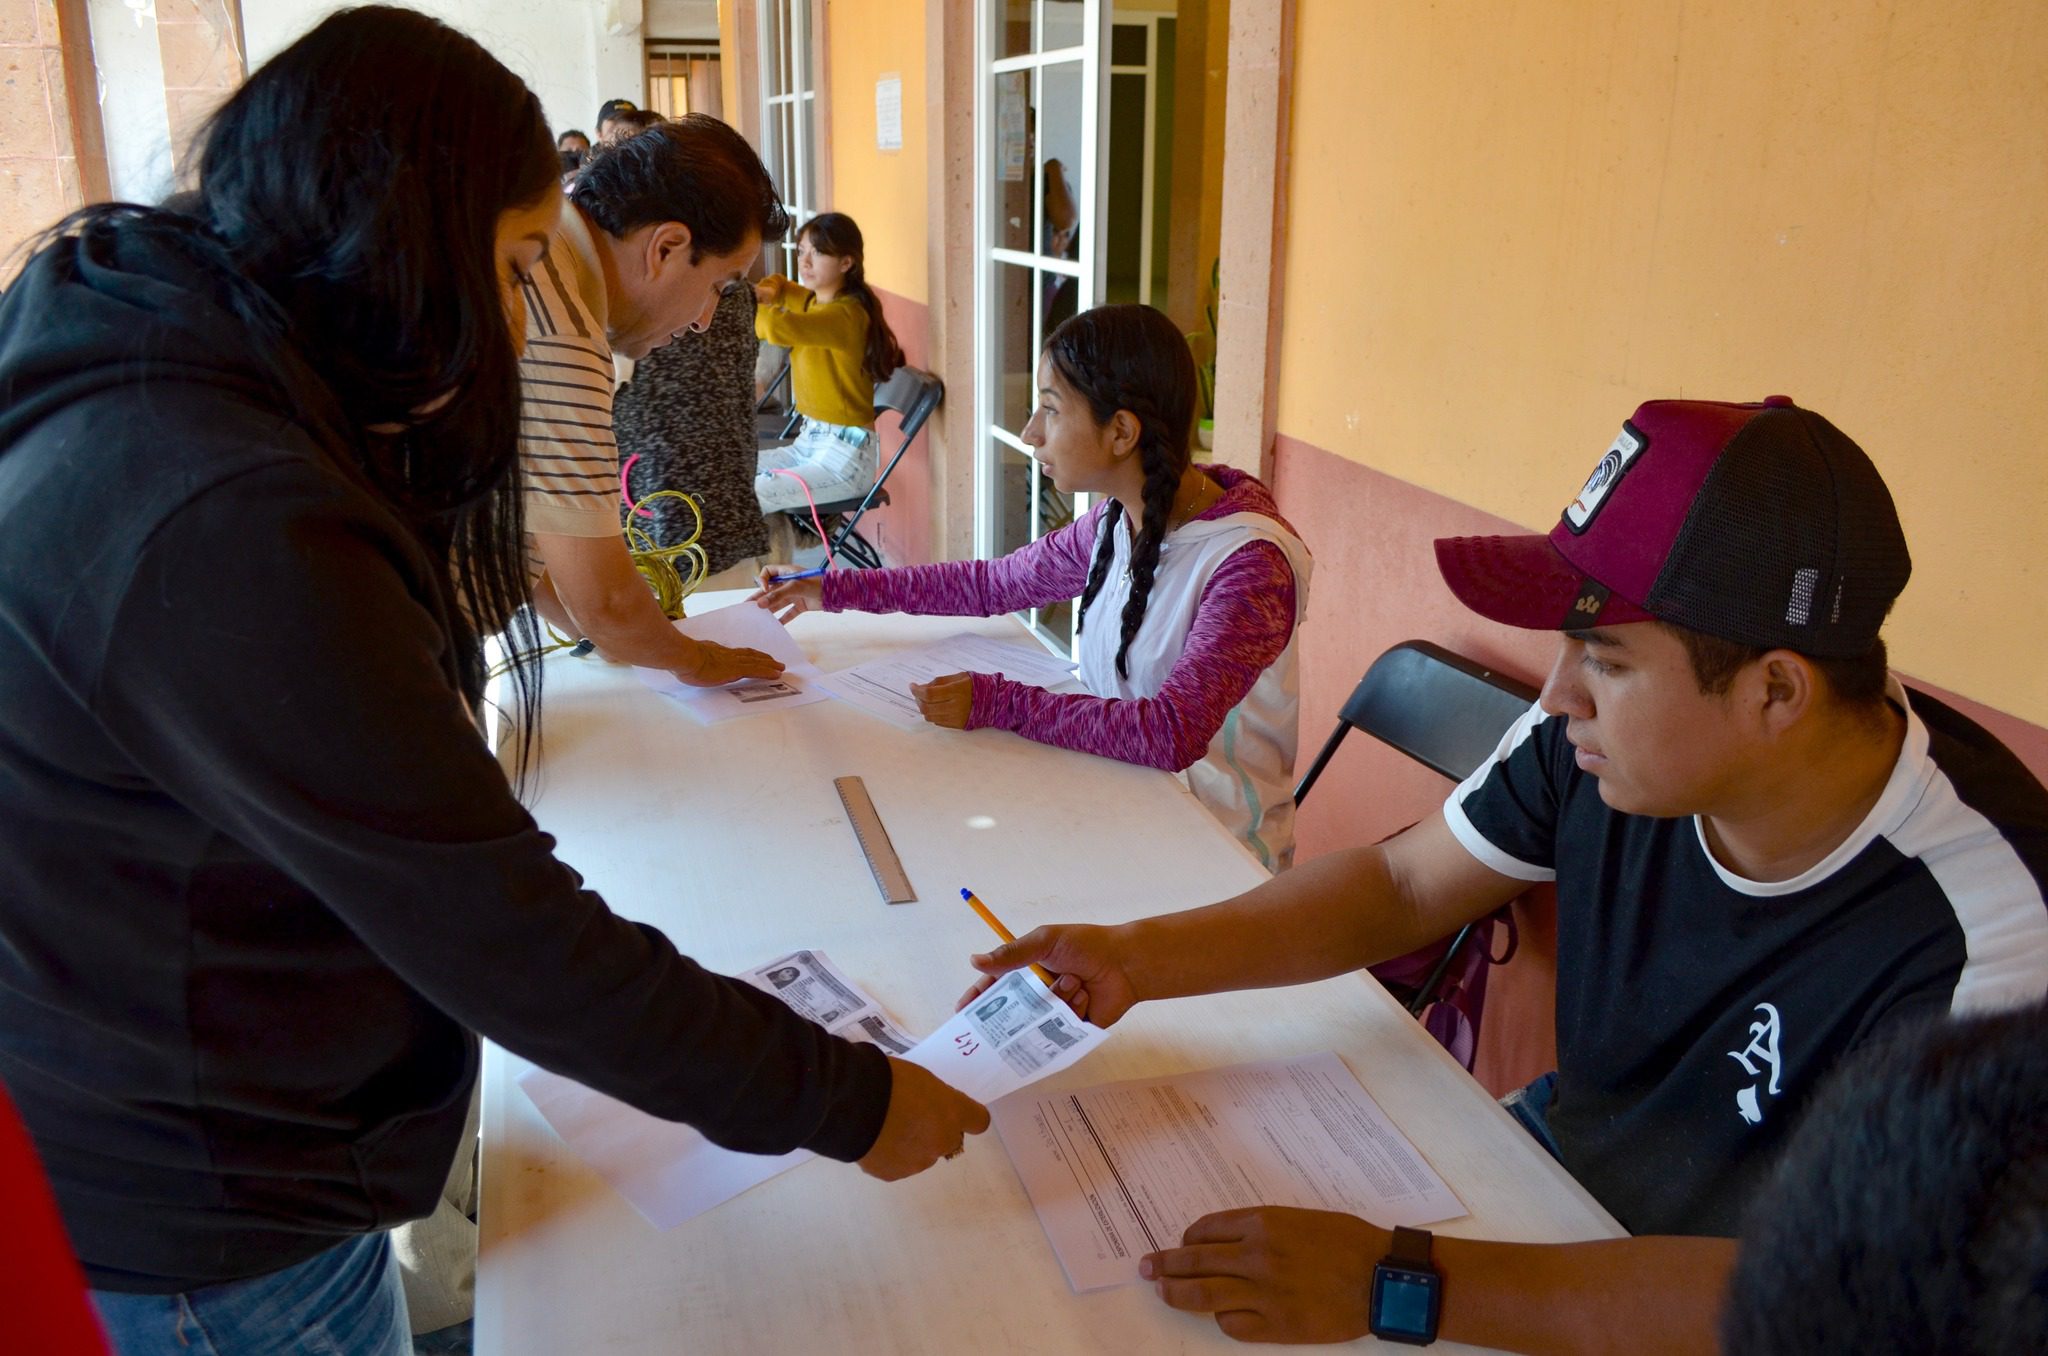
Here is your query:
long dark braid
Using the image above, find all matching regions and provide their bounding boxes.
[799,212,904,384]
[1056,305,1198,680]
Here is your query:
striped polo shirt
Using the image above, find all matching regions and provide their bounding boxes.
[517,205,624,557]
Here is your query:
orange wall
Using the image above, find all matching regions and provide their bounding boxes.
[823,0,928,303]
[1277,0,2048,726]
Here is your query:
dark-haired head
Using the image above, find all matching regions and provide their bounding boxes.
[144,6,557,749]
[602,108,666,144]
[1722,1003,2048,1355]
[1044,304,1197,680]
[596,97,638,135]
[571,115,790,357]
[574,115,787,256]
[558,129,591,155]
[797,212,904,386]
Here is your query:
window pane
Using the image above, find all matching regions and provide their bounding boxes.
[799,94,817,217]
[995,0,1032,59]
[792,0,812,76]
[764,0,785,96]
[993,261,1035,435]
[996,440,1034,559]
[992,70,1031,251]
[768,100,789,204]
[1037,61,1083,263]
[1042,0,1084,51]
[1110,23,1145,66]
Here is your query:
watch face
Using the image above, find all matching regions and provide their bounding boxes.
[1371,1266,1441,1342]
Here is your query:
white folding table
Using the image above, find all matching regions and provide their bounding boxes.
[475,593,1620,1354]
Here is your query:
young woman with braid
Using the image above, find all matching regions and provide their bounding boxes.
[753,212,906,518]
[753,303,1313,869]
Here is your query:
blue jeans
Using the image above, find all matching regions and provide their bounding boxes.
[1500,1070,1565,1163]
[92,1232,412,1356]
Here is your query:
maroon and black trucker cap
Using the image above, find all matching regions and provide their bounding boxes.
[1434,396,1911,658]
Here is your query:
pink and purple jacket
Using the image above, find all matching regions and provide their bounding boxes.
[820,466,1301,775]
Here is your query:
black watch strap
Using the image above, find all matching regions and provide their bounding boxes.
[1389,1225,1433,1267]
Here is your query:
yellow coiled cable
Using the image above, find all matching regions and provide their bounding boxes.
[486,488,710,680]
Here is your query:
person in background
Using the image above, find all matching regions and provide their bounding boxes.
[751,211,904,527]
[557,128,591,158]
[603,107,666,143]
[1720,1001,2048,1355]
[962,395,2048,1351]
[595,96,639,142]
[0,12,987,1353]
[755,303,1312,869]
[515,117,786,686]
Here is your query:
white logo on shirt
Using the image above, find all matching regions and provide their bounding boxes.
[1726,1003,1783,1126]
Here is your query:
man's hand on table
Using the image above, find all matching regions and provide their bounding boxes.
[856,1057,991,1182]
[670,637,783,688]
[958,923,1141,1027]
[909,673,973,729]
[1141,1206,1385,1344]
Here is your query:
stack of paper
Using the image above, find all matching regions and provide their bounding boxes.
[992,1052,1468,1290]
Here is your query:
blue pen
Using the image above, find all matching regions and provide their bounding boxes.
[769,565,827,582]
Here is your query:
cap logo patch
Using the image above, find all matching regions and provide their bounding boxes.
[1564,579,1611,631]
[1563,422,1646,535]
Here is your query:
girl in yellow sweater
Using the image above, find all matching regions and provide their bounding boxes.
[754,212,905,517]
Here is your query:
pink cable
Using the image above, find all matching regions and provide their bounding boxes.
[770,467,834,567]
[619,453,653,517]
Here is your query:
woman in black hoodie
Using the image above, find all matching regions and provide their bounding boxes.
[0,9,983,1353]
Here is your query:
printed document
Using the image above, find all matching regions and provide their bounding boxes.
[636,602,831,723]
[993,1052,1467,1291]
[818,632,1079,730]
[519,954,1107,1228]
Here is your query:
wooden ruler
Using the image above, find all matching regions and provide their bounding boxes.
[834,775,916,904]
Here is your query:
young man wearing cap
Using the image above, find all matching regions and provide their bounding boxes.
[968,396,2048,1351]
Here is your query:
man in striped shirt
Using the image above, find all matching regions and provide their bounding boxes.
[516,115,785,686]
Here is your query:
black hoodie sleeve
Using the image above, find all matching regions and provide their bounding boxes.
[88,458,891,1162]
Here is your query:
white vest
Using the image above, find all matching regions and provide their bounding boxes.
[1077,509,1312,871]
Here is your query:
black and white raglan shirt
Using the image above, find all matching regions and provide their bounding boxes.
[1443,677,2048,1237]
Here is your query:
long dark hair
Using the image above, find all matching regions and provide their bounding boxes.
[52,7,558,768]
[1061,304,1198,680]
[798,212,904,386]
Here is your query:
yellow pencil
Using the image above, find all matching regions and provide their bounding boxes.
[959,888,1054,986]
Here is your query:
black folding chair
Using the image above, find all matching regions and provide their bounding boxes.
[755,353,800,443]
[1294,640,1539,1017]
[778,365,943,570]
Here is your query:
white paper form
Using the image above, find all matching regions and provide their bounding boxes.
[993,1051,1467,1291]
[635,602,832,723]
[517,957,1108,1228]
[517,950,914,1228]
[817,632,1080,730]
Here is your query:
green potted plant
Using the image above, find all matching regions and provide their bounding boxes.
[1189,258,1218,454]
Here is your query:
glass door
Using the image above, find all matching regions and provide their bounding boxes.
[975,0,1107,654]
[758,0,818,277]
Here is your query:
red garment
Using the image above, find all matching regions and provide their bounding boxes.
[0,1084,108,1353]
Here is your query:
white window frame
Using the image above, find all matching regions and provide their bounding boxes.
[973,0,1109,656]
[758,0,819,276]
